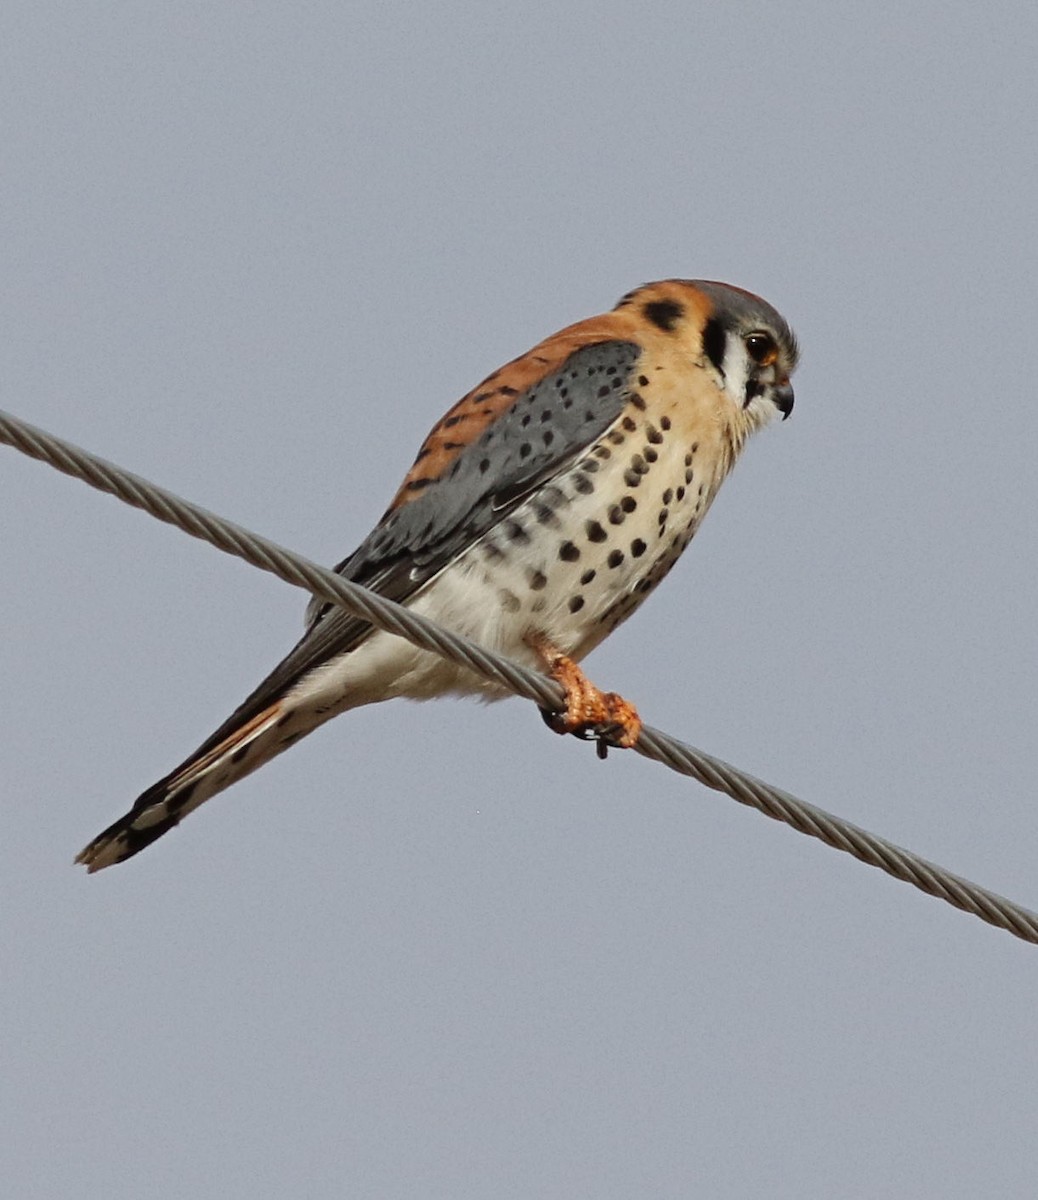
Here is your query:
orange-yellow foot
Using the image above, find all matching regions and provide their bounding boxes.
[526,634,642,759]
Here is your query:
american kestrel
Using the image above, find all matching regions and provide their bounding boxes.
[77,279,798,871]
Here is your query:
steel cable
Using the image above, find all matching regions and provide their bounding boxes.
[3,407,1035,945]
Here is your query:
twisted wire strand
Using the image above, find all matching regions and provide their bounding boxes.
[3,407,1035,946]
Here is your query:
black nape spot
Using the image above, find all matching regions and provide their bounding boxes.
[702,317,727,377]
[559,540,580,561]
[586,520,608,542]
[644,298,684,332]
[568,595,585,613]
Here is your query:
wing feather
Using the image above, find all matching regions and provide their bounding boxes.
[181,339,642,761]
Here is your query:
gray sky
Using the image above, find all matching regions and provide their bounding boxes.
[3,2,1038,1196]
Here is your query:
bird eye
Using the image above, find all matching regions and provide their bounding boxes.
[745,332,778,367]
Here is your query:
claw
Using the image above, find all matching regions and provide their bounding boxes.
[529,633,642,755]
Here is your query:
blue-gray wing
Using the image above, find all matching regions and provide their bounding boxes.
[185,338,641,755]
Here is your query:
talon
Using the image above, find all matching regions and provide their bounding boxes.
[527,633,642,752]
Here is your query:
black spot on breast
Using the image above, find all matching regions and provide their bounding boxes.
[629,393,647,411]
[702,317,727,376]
[505,520,530,544]
[607,549,624,569]
[622,415,637,432]
[660,415,671,431]
[607,430,626,445]
[580,568,597,585]
[586,521,607,542]
[644,299,684,332]
[529,570,547,591]
[630,538,647,557]
[638,374,650,387]
[620,496,637,513]
[568,595,585,613]
[608,505,626,525]
[572,474,595,495]
[594,445,612,459]
[559,541,580,561]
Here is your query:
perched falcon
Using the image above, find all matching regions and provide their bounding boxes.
[77,279,798,871]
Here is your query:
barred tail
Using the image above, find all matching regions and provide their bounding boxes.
[76,702,288,872]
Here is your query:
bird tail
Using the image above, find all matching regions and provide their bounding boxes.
[76,701,288,872]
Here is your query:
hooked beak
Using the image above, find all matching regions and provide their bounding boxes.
[773,381,794,420]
